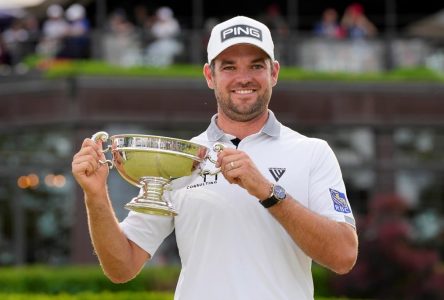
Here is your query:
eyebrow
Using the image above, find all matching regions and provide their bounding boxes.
[218,57,267,67]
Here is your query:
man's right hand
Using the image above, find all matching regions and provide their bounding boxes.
[72,138,109,198]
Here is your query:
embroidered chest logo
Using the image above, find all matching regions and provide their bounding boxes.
[269,168,286,182]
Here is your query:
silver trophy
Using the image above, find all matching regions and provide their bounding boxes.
[92,131,223,217]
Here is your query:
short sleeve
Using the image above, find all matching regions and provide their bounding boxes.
[119,211,175,257]
[308,140,356,228]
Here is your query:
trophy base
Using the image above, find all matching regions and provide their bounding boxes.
[124,197,178,216]
[124,176,177,216]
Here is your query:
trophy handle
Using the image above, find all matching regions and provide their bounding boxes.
[200,143,224,177]
[91,131,114,169]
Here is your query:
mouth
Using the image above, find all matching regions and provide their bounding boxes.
[232,89,255,95]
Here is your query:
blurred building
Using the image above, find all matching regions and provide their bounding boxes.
[0,0,443,268]
[0,75,443,265]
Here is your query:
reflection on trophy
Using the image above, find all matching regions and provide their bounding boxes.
[92,131,223,217]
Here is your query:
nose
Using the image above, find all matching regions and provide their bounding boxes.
[234,68,254,85]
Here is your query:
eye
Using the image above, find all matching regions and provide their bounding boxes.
[251,64,265,70]
[222,65,236,71]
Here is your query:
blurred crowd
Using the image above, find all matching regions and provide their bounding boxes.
[0,1,384,75]
[0,2,386,75]
[0,3,91,75]
[40,3,90,60]
[0,2,185,74]
[314,3,378,39]
[103,5,183,67]
[3,2,444,74]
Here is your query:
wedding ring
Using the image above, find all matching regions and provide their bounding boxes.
[230,161,235,169]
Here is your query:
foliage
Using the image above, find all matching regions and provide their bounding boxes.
[278,66,444,82]
[0,264,345,297]
[0,292,355,300]
[313,264,335,297]
[28,57,444,82]
[34,59,203,79]
[0,292,173,300]
[0,265,180,294]
[331,194,444,299]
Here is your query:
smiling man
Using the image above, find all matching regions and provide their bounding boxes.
[72,16,358,300]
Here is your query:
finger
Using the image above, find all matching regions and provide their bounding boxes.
[82,137,98,148]
[224,160,243,176]
[218,147,236,155]
[74,148,104,169]
[216,148,238,167]
[224,157,257,184]
[76,144,100,157]
[223,168,244,186]
[227,159,242,171]
[77,141,104,160]
[72,160,95,177]
[221,158,241,180]
[82,138,104,157]
[72,155,99,176]
[219,153,244,170]
[74,150,101,168]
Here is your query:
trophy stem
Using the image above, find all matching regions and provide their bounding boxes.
[124,176,177,216]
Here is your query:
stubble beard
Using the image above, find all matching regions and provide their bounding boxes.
[215,90,271,122]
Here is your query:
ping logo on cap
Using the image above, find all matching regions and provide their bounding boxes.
[220,24,262,42]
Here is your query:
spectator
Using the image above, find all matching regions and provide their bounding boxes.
[258,3,289,62]
[37,4,68,58]
[0,33,12,74]
[58,3,90,59]
[103,9,141,66]
[314,8,345,39]
[144,6,183,67]
[22,15,40,55]
[201,17,219,61]
[341,3,377,39]
[260,3,289,38]
[132,4,155,48]
[2,17,31,73]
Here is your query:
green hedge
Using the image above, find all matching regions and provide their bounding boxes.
[0,264,336,297]
[0,266,180,294]
[27,56,444,83]
[0,292,173,300]
[0,292,351,300]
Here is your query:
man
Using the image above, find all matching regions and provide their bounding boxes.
[72,16,358,300]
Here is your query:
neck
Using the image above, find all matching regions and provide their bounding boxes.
[216,110,269,140]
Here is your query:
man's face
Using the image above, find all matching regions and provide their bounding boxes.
[203,44,279,122]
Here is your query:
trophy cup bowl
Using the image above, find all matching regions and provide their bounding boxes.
[92,131,222,217]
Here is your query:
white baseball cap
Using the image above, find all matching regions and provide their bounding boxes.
[207,16,275,64]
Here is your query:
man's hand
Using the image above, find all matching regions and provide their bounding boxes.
[216,148,271,200]
[71,138,109,198]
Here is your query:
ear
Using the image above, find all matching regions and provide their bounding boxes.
[271,60,280,87]
[203,63,215,90]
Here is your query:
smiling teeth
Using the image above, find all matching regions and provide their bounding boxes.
[235,90,253,94]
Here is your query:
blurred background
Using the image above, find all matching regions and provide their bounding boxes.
[1,0,444,299]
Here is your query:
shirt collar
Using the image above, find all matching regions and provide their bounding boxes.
[206,110,281,142]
